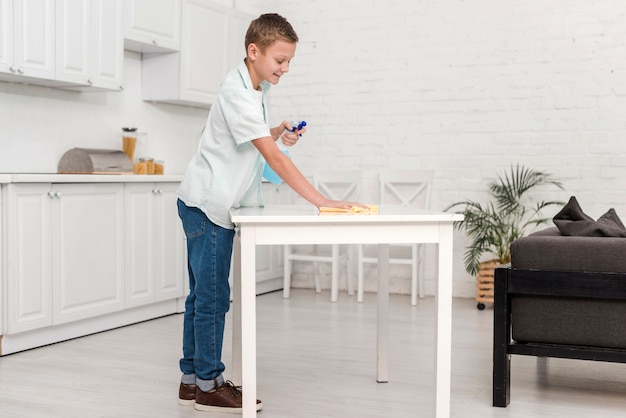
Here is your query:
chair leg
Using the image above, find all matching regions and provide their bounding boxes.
[357,245,365,303]
[283,245,291,299]
[346,245,355,296]
[411,244,418,305]
[313,260,321,293]
[417,244,427,300]
[330,244,339,302]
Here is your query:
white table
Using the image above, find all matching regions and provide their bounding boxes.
[230,205,463,417]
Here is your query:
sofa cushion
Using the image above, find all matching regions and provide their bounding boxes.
[511,231,626,272]
[512,296,626,349]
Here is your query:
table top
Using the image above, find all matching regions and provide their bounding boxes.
[231,205,463,224]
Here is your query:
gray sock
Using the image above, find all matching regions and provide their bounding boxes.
[181,373,196,385]
[197,374,225,392]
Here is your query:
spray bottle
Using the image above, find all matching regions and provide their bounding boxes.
[262,120,307,184]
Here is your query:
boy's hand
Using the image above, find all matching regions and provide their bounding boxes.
[318,199,369,210]
[280,120,306,146]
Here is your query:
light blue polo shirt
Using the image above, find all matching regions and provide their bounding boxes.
[177,60,272,230]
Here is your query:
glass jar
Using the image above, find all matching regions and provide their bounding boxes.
[136,158,148,174]
[146,158,155,174]
[121,127,138,162]
[154,160,164,175]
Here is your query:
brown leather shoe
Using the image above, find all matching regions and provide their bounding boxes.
[178,382,196,406]
[194,380,263,413]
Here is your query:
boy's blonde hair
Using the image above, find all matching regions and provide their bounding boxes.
[245,13,298,54]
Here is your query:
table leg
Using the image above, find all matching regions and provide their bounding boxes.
[435,225,454,418]
[239,226,258,417]
[377,244,390,383]
[231,231,242,384]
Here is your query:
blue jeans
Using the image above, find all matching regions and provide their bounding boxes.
[177,199,234,384]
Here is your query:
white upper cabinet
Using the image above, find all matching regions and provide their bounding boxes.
[0,0,11,73]
[87,0,124,90]
[124,0,181,52]
[0,0,123,90]
[0,0,56,82]
[55,0,90,85]
[141,0,227,108]
[178,0,228,104]
[56,0,124,91]
[141,0,253,108]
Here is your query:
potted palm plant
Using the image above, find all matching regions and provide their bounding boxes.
[445,165,564,309]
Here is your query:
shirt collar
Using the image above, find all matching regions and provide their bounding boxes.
[238,59,271,93]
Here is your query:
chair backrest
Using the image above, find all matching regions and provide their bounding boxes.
[313,170,362,201]
[379,169,433,209]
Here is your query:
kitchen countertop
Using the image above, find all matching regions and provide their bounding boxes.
[0,173,184,184]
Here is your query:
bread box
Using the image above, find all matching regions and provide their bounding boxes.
[58,148,133,174]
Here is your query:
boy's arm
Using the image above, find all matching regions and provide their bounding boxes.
[252,136,362,210]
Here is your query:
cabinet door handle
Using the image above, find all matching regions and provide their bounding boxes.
[55,192,62,198]
[9,65,17,73]
[48,191,62,198]
[17,67,24,74]
[48,191,55,198]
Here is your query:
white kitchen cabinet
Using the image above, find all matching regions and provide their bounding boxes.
[55,0,90,85]
[141,1,253,108]
[0,175,186,356]
[5,183,124,332]
[0,0,56,82]
[56,0,124,91]
[124,182,184,308]
[0,0,11,73]
[51,183,125,324]
[86,0,124,90]
[5,183,53,334]
[124,0,181,53]
[0,0,123,89]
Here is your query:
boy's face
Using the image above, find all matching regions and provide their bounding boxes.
[247,40,296,89]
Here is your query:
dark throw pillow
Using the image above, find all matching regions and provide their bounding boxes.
[553,196,626,237]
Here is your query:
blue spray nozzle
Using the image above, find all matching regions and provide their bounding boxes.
[289,120,307,132]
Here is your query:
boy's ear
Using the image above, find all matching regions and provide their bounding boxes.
[247,43,260,61]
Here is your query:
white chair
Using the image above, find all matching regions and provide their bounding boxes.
[283,170,362,302]
[357,169,433,305]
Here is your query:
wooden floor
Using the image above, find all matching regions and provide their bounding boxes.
[2,289,626,417]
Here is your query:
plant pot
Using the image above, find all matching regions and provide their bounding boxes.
[475,259,501,310]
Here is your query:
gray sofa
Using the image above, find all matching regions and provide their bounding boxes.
[493,224,626,407]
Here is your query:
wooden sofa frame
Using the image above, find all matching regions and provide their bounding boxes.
[493,266,626,407]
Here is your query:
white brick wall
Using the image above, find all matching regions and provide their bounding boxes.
[238,0,626,298]
[2,1,621,299]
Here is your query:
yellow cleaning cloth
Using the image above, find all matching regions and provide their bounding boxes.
[319,205,379,214]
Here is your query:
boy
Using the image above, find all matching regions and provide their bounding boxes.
[176,13,364,413]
